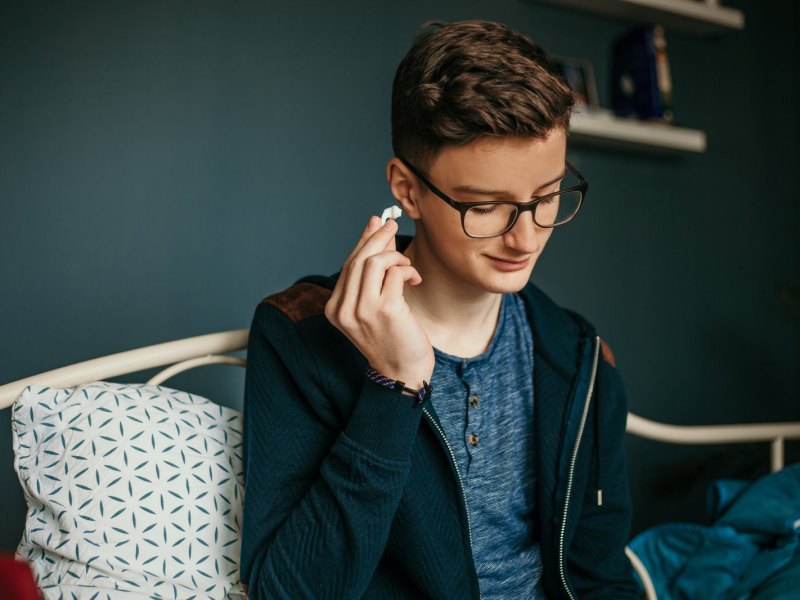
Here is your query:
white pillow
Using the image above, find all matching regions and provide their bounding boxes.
[12,382,247,599]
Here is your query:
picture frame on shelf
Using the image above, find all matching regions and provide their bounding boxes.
[551,55,600,111]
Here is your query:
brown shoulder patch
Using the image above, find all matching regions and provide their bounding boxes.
[600,339,616,368]
[263,282,332,322]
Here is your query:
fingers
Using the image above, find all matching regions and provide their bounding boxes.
[380,265,421,301]
[327,217,406,327]
[384,222,397,253]
[357,250,412,309]
[359,219,399,261]
[344,217,397,269]
[336,219,400,306]
[329,216,388,308]
[343,216,382,267]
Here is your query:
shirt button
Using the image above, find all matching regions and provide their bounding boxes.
[468,433,479,446]
[470,395,478,409]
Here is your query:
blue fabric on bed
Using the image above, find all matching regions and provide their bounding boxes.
[751,543,800,599]
[629,464,800,599]
[706,479,750,519]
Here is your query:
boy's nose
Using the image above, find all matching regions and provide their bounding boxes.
[503,209,541,254]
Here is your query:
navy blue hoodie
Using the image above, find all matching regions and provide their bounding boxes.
[241,266,638,599]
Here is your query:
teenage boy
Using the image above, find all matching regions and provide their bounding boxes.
[242,19,638,599]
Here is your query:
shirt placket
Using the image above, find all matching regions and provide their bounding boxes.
[460,360,485,481]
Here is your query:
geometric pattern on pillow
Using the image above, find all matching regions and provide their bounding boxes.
[12,382,247,599]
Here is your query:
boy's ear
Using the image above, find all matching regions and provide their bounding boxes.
[386,157,422,219]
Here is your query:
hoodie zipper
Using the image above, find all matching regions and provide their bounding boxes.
[422,407,481,600]
[558,336,601,600]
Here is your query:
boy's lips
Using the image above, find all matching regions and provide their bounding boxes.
[486,255,531,271]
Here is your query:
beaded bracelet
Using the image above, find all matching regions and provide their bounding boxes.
[365,367,432,407]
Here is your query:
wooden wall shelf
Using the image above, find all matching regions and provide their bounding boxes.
[570,110,707,153]
[528,0,744,35]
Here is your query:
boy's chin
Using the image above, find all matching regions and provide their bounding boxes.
[479,273,532,294]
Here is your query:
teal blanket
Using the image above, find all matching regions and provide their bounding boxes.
[629,464,800,599]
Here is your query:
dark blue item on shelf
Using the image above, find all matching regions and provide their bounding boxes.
[611,25,673,122]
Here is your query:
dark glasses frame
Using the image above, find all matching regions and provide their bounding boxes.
[398,157,588,238]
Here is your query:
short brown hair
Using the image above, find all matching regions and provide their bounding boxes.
[391,20,574,169]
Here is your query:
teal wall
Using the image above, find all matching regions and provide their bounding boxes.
[1,0,798,551]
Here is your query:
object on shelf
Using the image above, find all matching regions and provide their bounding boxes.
[551,55,600,110]
[612,25,674,123]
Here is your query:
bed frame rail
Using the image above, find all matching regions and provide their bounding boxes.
[627,413,800,472]
[0,329,249,409]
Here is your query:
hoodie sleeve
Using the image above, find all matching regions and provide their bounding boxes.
[240,296,425,600]
[566,342,640,599]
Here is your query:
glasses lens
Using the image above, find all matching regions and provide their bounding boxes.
[534,190,582,227]
[464,204,518,237]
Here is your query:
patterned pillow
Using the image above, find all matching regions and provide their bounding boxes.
[12,382,247,599]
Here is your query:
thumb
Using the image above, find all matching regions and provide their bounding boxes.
[384,221,397,252]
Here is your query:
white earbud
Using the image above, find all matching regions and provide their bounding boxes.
[380,205,402,225]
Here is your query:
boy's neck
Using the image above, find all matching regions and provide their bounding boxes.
[403,238,504,359]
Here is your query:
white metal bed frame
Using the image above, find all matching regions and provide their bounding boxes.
[1,329,799,600]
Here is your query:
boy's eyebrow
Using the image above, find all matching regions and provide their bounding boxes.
[451,169,568,197]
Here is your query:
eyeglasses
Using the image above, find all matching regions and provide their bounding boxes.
[399,157,588,239]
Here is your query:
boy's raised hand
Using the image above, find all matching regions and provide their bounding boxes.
[325,216,434,391]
